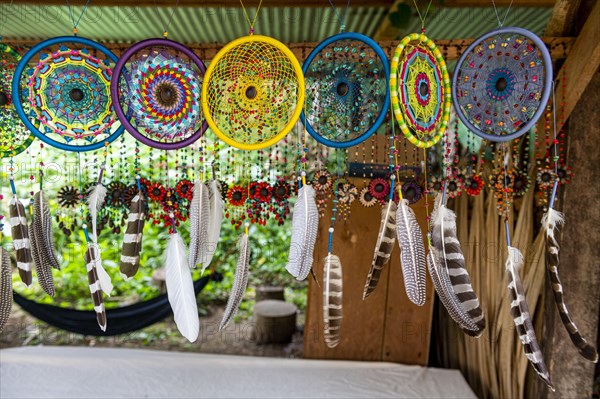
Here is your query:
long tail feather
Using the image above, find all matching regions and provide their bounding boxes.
[120,191,146,279]
[396,199,426,306]
[542,208,598,362]
[9,195,32,287]
[189,181,210,270]
[429,197,485,336]
[323,253,343,348]
[363,200,397,299]
[220,233,250,330]
[84,244,107,332]
[506,246,554,390]
[34,191,60,270]
[165,232,199,342]
[203,180,224,274]
[286,184,319,281]
[0,248,12,333]
[29,222,55,297]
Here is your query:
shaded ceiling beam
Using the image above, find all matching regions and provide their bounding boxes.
[536,0,599,149]
[0,0,557,7]
[544,0,582,36]
[5,36,574,61]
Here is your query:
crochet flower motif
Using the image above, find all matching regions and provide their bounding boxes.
[106,181,127,207]
[313,169,332,192]
[512,169,531,197]
[401,179,423,205]
[176,179,194,201]
[147,182,166,202]
[57,185,80,208]
[227,185,247,207]
[465,173,484,197]
[368,178,390,201]
[536,168,557,190]
[359,186,377,207]
[338,182,358,205]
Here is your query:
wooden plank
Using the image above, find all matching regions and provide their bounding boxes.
[303,199,390,361]
[545,0,582,36]
[536,0,600,158]
[5,37,574,61]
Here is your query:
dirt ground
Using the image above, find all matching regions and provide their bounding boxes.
[0,303,305,358]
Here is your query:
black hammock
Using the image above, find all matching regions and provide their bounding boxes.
[12,272,222,337]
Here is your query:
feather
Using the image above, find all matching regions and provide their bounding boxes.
[29,222,55,297]
[91,243,113,296]
[84,244,107,332]
[165,232,199,342]
[220,233,250,330]
[86,183,107,242]
[9,195,32,287]
[542,208,598,362]
[189,180,210,270]
[363,200,397,299]
[286,184,319,281]
[396,199,426,306]
[429,196,485,337]
[0,247,12,333]
[505,246,554,390]
[33,191,60,270]
[203,180,224,274]
[323,253,342,348]
[120,191,147,279]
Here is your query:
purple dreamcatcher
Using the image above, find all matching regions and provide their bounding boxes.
[111,39,207,150]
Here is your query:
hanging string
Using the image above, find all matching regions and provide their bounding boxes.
[491,0,515,28]
[66,0,91,36]
[327,150,342,254]
[239,0,264,35]
[549,81,560,209]
[327,0,351,33]
[412,0,433,31]
[152,0,180,38]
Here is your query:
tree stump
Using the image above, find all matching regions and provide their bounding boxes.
[255,286,285,302]
[152,268,166,293]
[253,300,297,344]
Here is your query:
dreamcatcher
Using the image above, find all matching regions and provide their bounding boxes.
[202,0,305,332]
[453,1,555,388]
[11,2,127,332]
[386,1,455,316]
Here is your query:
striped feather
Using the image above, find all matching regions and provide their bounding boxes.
[189,181,210,270]
[33,191,60,270]
[323,253,342,348]
[363,200,397,300]
[87,183,107,243]
[29,222,55,297]
[0,248,12,333]
[9,195,32,287]
[220,233,250,330]
[84,244,107,332]
[396,199,426,306]
[506,246,554,390]
[429,198,485,337]
[542,208,598,362]
[120,191,146,279]
[286,184,319,281]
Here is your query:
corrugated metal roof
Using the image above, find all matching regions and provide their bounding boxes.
[0,4,551,44]
[0,5,388,43]
[398,6,553,39]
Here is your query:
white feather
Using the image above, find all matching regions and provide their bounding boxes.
[286,185,319,280]
[87,184,107,242]
[165,232,199,342]
[203,180,224,275]
[541,207,564,242]
[189,180,210,270]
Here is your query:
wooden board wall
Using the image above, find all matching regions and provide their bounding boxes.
[303,190,434,365]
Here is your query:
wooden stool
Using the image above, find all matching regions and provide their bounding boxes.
[253,300,297,344]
